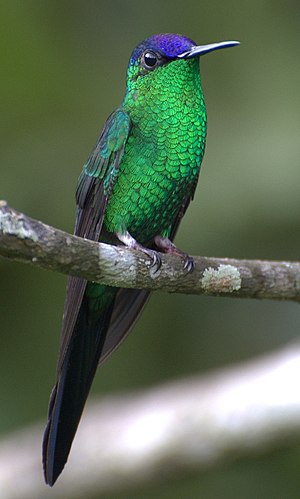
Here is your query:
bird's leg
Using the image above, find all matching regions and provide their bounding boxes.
[154,235,194,273]
[116,231,162,270]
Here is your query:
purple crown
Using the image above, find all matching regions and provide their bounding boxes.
[130,33,196,63]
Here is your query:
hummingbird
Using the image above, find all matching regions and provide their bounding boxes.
[43,33,239,486]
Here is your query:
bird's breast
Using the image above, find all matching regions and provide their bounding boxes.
[103,111,206,244]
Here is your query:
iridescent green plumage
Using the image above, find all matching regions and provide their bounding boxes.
[105,58,206,243]
[43,33,239,486]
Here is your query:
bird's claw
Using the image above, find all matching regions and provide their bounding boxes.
[153,235,194,273]
[144,249,162,272]
[116,231,162,272]
[182,254,194,273]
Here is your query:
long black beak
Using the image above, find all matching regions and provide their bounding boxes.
[178,40,240,59]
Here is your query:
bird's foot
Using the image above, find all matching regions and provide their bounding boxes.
[116,231,162,271]
[154,235,194,273]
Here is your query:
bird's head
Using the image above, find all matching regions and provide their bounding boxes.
[126,33,239,89]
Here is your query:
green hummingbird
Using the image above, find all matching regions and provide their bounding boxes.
[43,33,239,485]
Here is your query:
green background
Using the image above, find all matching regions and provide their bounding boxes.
[1,0,300,497]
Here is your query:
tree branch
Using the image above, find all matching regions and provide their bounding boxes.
[0,200,299,302]
[1,345,300,499]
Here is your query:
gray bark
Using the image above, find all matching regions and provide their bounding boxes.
[0,201,299,302]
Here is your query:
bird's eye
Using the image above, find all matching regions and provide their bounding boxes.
[142,50,159,70]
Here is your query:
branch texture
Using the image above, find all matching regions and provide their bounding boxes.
[0,201,299,301]
[1,345,300,499]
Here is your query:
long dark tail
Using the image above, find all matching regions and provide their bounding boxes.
[42,291,116,486]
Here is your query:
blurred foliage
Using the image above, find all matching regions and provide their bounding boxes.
[0,0,300,497]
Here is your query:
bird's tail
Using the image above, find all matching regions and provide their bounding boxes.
[42,286,116,486]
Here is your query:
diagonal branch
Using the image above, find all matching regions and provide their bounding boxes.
[0,200,299,302]
[1,345,300,499]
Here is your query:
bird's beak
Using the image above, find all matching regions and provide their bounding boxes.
[178,40,240,59]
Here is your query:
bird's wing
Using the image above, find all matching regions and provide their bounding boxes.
[98,288,151,365]
[169,175,200,241]
[57,109,131,372]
